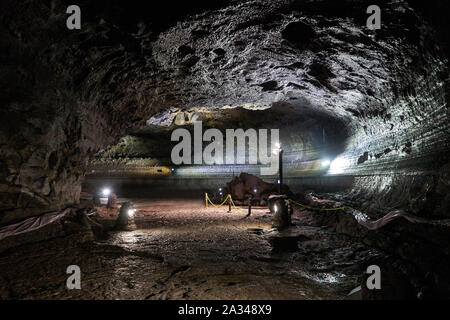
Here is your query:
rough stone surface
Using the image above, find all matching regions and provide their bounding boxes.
[1,0,450,298]
[224,173,291,206]
[1,0,449,224]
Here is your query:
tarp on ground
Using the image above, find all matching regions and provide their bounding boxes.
[0,209,71,241]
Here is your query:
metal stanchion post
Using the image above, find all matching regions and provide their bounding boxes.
[228,195,232,212]
[205,193,208,208]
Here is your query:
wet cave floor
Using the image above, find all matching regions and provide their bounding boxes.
[0,198,386,300]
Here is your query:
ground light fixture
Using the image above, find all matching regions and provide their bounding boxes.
[102,188,111,197]
[115,202,136,231]
[127,208,136,217]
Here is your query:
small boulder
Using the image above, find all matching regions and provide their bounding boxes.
[224,173,292,206]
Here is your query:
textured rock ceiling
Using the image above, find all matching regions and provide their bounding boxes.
[0,0,449,224]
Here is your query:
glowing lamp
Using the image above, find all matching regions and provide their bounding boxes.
[321,159,331,167]
[329,157,347,174]
[102,188,111,197]
[127,209,136,217]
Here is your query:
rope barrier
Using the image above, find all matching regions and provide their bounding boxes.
[228,197,248,214]
[204,194,447,232]
[205,193,348,214]
[206,193,231,208]
[204,193,248,214]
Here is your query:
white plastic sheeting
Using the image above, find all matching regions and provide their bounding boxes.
[0,209,71,241]
[346,208,445,230]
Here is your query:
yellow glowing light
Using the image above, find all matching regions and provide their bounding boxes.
[148,166,171,176]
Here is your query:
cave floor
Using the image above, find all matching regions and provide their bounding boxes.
[0,198,385,300]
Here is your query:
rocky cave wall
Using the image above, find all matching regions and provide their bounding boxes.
[1,0,449,225]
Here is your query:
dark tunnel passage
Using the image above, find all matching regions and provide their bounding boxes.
[0,0,450,301]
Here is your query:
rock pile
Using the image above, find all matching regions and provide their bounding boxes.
[224,173,292,206]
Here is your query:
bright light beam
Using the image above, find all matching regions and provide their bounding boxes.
[321,159,331,167]
[329,157,348,174]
